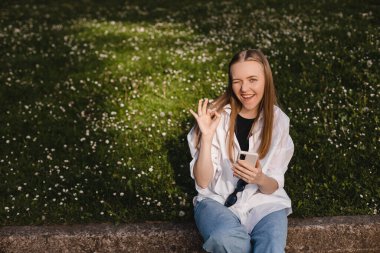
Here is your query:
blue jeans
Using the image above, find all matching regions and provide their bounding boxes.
[194,198,288,253]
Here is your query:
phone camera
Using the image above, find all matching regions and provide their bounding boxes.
[240,154,246,160]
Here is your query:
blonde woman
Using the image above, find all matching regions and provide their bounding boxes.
[188,49,294,253]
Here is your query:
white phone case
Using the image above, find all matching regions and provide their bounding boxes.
[238,151,259,166]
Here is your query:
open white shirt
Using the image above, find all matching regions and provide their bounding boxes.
[187,104,294,233]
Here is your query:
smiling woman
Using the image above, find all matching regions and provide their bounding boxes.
[231,61,265,119]
[188,49,294,253]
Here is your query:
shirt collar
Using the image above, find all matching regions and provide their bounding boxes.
[223,103,265,122]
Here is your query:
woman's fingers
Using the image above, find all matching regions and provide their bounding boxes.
[237,159,255,172]
[197,99,203,116]
[233,163,252,179]
[190,102,221,138]
[202,98,208,115]
[208,109,220,118]
[233,161,262,184]
[189,109,198,119]
[234,170,250,183]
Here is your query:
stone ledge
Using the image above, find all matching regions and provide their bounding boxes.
[0,215,379,253]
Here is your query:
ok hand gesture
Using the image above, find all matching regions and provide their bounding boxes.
[189,98,221,141]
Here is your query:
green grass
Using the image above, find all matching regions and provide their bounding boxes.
[0,0,379,225]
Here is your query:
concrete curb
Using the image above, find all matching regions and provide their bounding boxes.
[0,215,379,252]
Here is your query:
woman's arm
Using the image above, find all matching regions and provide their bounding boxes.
[189,98,222,189]
[193,136,214,189]
[256,174,279,194]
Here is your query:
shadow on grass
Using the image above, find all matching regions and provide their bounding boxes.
[1,0,379,225]
[165,128,197,215]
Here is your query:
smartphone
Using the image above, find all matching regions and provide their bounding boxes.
[238,151,259,166]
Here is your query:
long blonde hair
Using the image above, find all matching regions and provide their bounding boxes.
[193,49,277,162]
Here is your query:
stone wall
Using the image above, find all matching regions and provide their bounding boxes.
[0,215,379,252]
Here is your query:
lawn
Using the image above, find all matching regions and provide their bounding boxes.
[0,0,379,225]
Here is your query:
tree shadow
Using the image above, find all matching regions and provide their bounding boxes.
[165,126,197,202]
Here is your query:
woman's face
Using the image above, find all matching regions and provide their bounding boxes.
[231,60,265,118]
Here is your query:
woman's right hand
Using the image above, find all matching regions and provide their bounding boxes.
[189,98,221,141]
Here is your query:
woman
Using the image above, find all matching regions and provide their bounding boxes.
[187,49,294,253]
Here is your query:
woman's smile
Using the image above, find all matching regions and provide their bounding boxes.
[231,61,265,117]
[240,94,256,101]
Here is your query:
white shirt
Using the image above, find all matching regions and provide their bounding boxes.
[187,104,294,233]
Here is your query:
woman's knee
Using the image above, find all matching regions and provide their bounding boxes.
[256,209,288,233]
[251,209,288,252]
[204,229,251,253]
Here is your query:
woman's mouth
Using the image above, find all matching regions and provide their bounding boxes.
[241,94,255,102]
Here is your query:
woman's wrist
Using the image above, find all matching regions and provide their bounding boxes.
[257,175,278,194]
[256,173,267,187]
[200,134,214,144]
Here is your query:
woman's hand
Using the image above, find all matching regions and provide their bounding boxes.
[233,159,265,185]
[189,98,221,141]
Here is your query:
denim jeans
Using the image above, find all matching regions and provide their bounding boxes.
[194,198,288,253]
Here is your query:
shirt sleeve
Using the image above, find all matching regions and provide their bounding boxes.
[264,116,294,189]
[186,125,222,190]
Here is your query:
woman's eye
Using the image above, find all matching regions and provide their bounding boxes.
[249,79,256,83]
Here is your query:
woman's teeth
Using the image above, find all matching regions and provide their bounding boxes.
[241,94,254,99]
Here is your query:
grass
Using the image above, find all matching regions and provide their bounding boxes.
[0,0,379,225]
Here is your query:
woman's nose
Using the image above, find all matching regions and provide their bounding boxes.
[240,81,251,92]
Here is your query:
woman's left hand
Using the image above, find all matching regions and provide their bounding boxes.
[233,159,265,185]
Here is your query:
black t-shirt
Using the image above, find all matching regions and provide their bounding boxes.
[235,114,255,151]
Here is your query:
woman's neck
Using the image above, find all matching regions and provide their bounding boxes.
[238,108,257,119]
